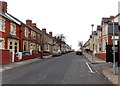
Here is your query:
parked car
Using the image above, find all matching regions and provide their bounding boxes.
[52,50,62,57]
[61,50,67,54]
[76,50,82,55]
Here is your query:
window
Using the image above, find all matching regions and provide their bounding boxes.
[14,42,18,53]
[8,40,19,53]
[38,34,40,40]
[25,28,28,37]
[10,24,16,35]
[0,41,2,49]
[46,45,49,50]
[9,41,13,49]
[0,39,4,49]
[33,32,36,39]
[0,19,4,31]
[28,43,30,51]
[24,42,27,51]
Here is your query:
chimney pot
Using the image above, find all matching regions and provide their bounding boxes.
[49,32,52,36]
[26,20,32,26]
[42,28,46,33]
[31,23,37,28]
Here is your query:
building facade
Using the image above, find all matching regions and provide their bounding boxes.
[0,1,71,65]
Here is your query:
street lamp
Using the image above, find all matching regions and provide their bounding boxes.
[110,13,120,75]
[112,18,116,75]
[91,24,94,62]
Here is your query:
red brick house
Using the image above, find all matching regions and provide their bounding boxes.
[0,1,44,64]
[0,1,71,65]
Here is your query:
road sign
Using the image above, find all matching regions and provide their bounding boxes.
[108,22,119,36]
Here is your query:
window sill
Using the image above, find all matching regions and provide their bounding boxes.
[0,30,5,32]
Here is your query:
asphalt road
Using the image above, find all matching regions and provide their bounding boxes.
[2,52,113,84]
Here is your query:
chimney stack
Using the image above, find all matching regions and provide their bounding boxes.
[26,20,32,26]
[0,1,7,13]
[109,16,114,19]
[42,28,46,33]
[31,23,37,28]
[49,32,52,36]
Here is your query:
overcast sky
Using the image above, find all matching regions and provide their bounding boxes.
[4,0,120,50]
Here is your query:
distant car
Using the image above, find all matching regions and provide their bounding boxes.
[61,50,67,54]
[52,50,62,57]
[76,50,82,55]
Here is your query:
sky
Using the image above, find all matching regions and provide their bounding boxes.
[4,0,120,50]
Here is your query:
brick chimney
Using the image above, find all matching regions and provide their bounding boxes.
[31,23,37,28]
[26,20,32,26]
[42,28,46,33]
[109,16,114,19]
[49,32,52,36]
[0,1,7,13]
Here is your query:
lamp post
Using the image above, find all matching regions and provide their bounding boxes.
[110,13,120,75]
[112,18,116,75]
[91,24,94,62]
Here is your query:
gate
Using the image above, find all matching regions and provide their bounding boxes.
[106,44,119,63]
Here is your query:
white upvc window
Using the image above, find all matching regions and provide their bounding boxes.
[10,23,16,35]
[31,30,33,38]
[8,40,19,53]
[0,39,5,49]
[0,19,5,32]
[25,28,28,37]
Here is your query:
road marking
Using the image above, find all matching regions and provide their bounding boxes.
[41,75,48,80]
[86,62,95,73]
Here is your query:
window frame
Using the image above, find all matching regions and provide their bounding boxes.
[8,39,19,53]
[0,38,5,49]
[0,18,5,32]
[25,28,28,37]
[10,23,16,35]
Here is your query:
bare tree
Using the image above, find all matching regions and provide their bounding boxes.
[78,41,83,50]
[56,34,66,50]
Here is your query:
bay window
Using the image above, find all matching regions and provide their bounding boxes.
[8,40,19,53]
[0,39,4,49]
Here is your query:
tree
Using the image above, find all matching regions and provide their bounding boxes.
[78,41,83,50]
[55,34,66,50]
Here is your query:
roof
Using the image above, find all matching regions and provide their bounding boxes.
[102,18,111,23]
[97,25,102,31]
[0,12,44,35]
[6,34,20,40]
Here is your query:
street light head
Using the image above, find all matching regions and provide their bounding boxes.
[91,24,94,27]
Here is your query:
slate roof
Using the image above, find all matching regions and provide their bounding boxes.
[6,34,20,40]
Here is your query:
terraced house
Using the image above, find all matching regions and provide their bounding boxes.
[83,16,119,63]
[0,1,71,65]
[0,1,44,64]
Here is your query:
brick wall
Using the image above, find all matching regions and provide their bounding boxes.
[0,50,12,65]
[95,53,106,60]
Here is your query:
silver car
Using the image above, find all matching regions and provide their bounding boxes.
[52,50,62,57]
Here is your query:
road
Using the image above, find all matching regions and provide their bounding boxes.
[2,52,114,84]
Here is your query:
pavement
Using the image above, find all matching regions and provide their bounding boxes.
[83,52,106,64]
[2,52,112,84]
[83,52,120,86]
[0,55,52,72]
